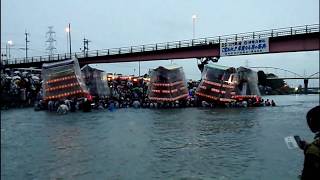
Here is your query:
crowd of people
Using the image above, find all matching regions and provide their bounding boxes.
[1,68,277,113]
[1,68,42,109]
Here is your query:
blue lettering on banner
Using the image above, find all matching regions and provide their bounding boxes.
[220,38,269,56]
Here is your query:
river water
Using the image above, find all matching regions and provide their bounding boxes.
[1,95,319,180]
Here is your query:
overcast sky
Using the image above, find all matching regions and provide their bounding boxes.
[1,0,319,86]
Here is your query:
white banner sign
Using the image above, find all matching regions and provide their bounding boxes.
[220,38,269,56]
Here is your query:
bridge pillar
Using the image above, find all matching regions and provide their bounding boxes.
[304,79,309,94]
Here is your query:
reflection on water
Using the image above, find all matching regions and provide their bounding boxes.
[1,95,319,179]
[149,108,261,179]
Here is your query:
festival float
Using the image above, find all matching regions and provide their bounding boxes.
[148,65,189,102]
[41,58,89,101]
[196,64,262,105]
[81,65,110,97]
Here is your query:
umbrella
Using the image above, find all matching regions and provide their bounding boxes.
[132,87,142,93]
[32,76,40,81]
[12,76,21,80]
[14,71,21,75]
[22,72,28,76]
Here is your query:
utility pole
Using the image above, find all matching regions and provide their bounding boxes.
[25,30,30,60]
[65,24,72,58]
[1,47,7,63]
[68,23,71,58]
[45,26,57,56]
[192,15,197,39]
[5,44,8,60]
[82,37,90,57]
[139,61,141,77]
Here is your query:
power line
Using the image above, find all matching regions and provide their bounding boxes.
[82,37,90,57]
[45,26,57,56]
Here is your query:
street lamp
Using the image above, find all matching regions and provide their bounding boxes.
[192,14,197,39]
[65,23,72,58]
[7,40,13,59]
[65,27,70,33]
[192,15,197,66]
[138,61,141,77]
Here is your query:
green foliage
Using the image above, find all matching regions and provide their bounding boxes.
[266,73,285,89]
[257,70,267,86]
[257,71,286,92]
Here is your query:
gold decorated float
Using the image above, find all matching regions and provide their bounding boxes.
[148,65,189,102]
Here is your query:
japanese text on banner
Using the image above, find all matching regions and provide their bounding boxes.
[220,38,269,56]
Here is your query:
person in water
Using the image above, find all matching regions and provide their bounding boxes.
[57,103,69,114]
[265,99,271,106]
[82,98,92,112]
[298,106,320,179]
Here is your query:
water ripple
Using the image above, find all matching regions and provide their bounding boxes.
[1,95,319,179]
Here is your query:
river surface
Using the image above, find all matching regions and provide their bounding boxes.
[1,95,319,180]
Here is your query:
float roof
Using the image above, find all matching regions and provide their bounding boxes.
[153,64,182,71]
[205,63,230,70]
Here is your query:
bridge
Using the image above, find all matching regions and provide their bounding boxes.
[250,67,319,94]
[1,24,319,69]
[267,77,319,80]
[249,67,319,80]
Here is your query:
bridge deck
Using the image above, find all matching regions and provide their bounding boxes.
[267,77,319,80]
[2,24,319,68]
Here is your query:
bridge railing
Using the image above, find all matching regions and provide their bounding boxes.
[3,53,74,65]
[3,24,319,65]
[74,23,319,59]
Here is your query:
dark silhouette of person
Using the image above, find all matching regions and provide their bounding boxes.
[82,98,92,112]
[299,106,320,180]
